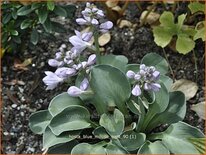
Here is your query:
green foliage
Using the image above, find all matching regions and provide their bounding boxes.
[29,53,205,154]
[1,1,76,54]
[153,11,197,54]
[188,2,205,14]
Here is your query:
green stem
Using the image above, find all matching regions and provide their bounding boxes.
[94,31,101,64]
[193,49,198,82]
[135,1,142,11]
[162,48,175,81]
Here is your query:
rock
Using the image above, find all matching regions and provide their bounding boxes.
[11,104,18,108]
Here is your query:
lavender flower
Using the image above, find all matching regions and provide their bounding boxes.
[69,30,92,53]
[43,71,63,90]
[48,59,62,67]
[126,64,161,96]
[55,67,76,79]
[100,21,113,33]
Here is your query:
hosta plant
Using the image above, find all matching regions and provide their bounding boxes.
[29,2,205,154]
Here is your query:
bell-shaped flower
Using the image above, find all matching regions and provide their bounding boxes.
[80,78,89,91]
[67,86,84,97]
[87,54,96,66]
[43,71,63,90]
[48,59,61,67]
[126,70,135,79]
[144,82,161,92]
[55,67,76,79]
[100,21,113,33]
[69,31,92,53]
[152,70,160,81]
[132,85,141,96]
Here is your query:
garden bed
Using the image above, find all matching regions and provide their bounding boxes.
[1,1,205,154]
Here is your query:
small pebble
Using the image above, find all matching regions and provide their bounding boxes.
[20,112,25,117]
[3,132,9,136]
[11,104,18,108]
[32,64,36,67]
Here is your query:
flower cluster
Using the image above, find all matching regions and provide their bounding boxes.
[126,64,161,96]
[43,2,112,96]
[43,44,96,90]
[76,2,113,33]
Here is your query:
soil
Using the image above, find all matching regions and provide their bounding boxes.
[1,2,205,154]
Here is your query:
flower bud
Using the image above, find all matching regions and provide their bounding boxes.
[126,70,135,79]
[67,86,83,97]
[132,85,141,96]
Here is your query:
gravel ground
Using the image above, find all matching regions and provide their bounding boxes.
[1,2,205,154]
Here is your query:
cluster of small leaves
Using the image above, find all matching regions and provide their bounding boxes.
[2,1,76,55]
[29,53,205,154]
[153,2,205,54]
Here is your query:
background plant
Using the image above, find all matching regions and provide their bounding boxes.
[29,2,205,154]
[1,1,76,56]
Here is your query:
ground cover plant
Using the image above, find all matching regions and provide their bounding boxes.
[28,2,205,154]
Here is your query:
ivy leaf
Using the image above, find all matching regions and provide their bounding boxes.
[30,29,39,45]
[176,34,195,54]
[188,2,205,14]
[17,5,32,16]
[54,5,67,17]
[47,1,55,11]
[38,8,48,24]
[99,109,124,138]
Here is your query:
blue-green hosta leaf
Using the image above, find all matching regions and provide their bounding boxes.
[100,54,128,72]
[146,91,186,131]
[141,53,168,74]
[119,130,146,151]
[141,83,169,131]
[150,122,205,154]
[49,105,91,136]
[48,92,83,116]
[29,110,52,134]
[126,99,141,115]
[159,75,173,91]
[47,140,78,154]
[138,141,169,154]
[71,142,106,154]
[176,34,195,54]
[92,126,109,139]
[43,127,81,150]
[105,141,128,154]
[188,138,206,154]
[99,109,124,138]
[90,65,131,114]
[136,98,146,132]
[188,2,205,14]
[126,64,140,73]
[194,21,205,41]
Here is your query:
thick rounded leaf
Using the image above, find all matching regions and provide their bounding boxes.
[71,143,106,154]
[93,126,109,139]
[47,140,78,154]
[48,92,83,116]
[90,65,131,114]
[176,34,195,54]
[141,53,168,74]
[106,142,128,154]
[188,2,205,14]
[126,99,141,115]
[146,91,186,131]
[119,131,146,151]
[99,109,124,137]
[100,55,128,72]
[153,26,173,48]
[49,105,91,136]
[150,122,205,154]
[194,22,205,41]
[126,64,140,73]
[141,83,169,131]
[43,127,80,150]
[159,75,173,91]
[138,141,169,154]
[29,110,52,134]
